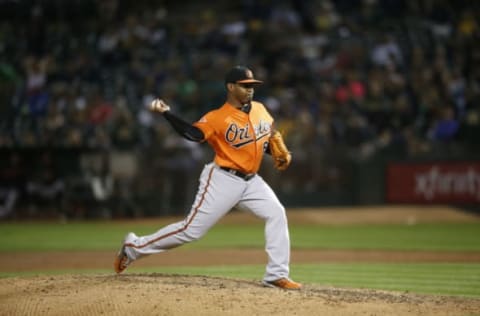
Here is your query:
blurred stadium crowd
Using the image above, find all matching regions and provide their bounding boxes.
[0,0,479,219]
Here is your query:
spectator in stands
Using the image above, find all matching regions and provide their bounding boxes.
[428,106,460,142]
[370,34,403,68]
[86,153,115,219]
[0,0,478,217]
[24,56,50,119]
[26,151,66,219]
[0,152,26,219]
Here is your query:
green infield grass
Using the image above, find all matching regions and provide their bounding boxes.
[149,262,480,297]
[1,221,479,252]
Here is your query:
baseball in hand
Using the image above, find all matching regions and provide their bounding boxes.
[150,99,170,113]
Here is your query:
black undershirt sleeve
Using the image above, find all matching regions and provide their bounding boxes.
[163,111,205,142]
[265,145,271,155]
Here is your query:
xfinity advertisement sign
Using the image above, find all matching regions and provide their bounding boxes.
[386,162,480,204]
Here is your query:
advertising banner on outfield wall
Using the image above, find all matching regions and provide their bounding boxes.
[386,161,480,204]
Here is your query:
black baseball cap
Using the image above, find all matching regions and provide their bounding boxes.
[225,66,263,85]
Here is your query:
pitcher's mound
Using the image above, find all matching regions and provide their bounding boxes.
[1,274,479,316]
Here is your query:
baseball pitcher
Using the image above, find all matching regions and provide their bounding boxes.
[114,65,301,290]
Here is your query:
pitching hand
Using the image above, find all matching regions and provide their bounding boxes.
[150,99,171,113]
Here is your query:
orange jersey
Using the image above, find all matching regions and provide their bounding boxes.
[193,101,273,173]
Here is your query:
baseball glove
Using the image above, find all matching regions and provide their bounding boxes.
[269,130,291,171]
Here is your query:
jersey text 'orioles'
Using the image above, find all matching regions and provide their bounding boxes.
[194,101,273,173]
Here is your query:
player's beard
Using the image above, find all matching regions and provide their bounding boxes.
[235,94,252,105]
[243,93,253,103]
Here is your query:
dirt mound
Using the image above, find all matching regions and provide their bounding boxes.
[228,205,480,225]
[1,274,478,316]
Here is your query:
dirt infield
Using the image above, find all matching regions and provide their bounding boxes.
[1,206,479,316]
[1,274,479,316]
[2,249,480,273]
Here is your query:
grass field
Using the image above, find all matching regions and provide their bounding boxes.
[141,263,480,297]
[2,221,480,252]
[1,219,480,297]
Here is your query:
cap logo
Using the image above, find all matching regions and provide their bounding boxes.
[245,69,253,79]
